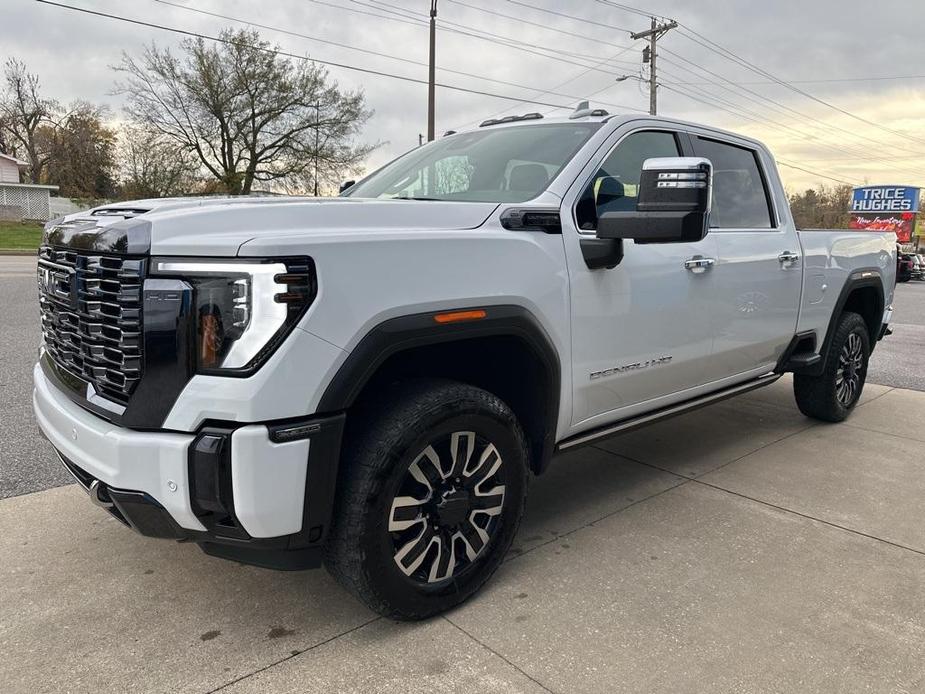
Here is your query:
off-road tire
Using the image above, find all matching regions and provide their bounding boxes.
[794,311,870,422]
[323,379,529,620]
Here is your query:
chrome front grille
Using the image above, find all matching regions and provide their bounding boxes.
[38,246,146,404]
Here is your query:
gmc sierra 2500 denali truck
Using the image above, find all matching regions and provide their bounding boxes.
[33,104,895,619]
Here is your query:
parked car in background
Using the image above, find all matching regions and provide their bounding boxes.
[898,253,914,282]
[34,106,896,619]
[913,254,925,280]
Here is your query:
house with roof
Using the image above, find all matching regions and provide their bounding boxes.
[0,152,58,221]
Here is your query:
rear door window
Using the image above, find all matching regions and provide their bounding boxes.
[691,137,773,229]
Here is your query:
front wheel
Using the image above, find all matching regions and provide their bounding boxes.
[794,311,870,422]
[324,379,529,620]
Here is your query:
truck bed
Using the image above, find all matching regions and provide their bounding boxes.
[795,229,896,347]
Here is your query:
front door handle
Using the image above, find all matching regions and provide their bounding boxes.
[778,251,800,266]
[684,256,715,273]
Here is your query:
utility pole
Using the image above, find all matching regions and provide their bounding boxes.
[427,0,438,141]
[631,17,677,116]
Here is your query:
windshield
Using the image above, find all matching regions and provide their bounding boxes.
[345,123,602,203]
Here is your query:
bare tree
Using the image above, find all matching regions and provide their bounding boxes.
[118,126,197,199]
[114,29,375,195]
[0,58,58,182]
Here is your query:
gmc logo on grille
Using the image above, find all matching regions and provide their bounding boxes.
[38,264,76,307]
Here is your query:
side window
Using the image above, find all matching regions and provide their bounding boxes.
[692,137,773,229]
[575,130,680,230]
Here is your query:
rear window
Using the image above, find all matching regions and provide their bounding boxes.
[692,137,774,229]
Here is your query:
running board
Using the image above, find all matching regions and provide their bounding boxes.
[557,373,781,451]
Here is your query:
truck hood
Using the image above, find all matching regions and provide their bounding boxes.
[48,196,501,256]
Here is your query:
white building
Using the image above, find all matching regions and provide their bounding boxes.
[0,152,59,221]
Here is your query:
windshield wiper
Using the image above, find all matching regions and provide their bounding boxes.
[391,195,442,201]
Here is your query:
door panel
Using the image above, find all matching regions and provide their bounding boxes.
[566,234,721,426]
[710,231,802,374]
[690,136,801,376]
[562,127,723,428]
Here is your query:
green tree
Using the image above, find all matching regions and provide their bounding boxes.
[115,29,375,195]
[788,184,853,229]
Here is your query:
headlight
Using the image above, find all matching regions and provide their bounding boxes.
[152,258,315,374]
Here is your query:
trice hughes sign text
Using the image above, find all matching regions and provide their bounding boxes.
[849,186,920,243]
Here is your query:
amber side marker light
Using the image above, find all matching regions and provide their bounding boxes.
[433,309,487,324]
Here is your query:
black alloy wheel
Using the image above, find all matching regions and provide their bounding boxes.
[388,431,506,584]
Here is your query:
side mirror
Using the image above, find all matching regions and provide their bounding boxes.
[338,180,356,194]
[596,157,712,244]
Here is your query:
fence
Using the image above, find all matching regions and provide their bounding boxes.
[0,183,58,221]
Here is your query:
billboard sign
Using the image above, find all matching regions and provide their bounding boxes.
[848,212,916,242]
[850,185,920,213]
[848,186,920,243]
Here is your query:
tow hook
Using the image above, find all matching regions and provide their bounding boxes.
[88,479,115,510]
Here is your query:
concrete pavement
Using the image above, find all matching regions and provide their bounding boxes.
[3,382,925,693]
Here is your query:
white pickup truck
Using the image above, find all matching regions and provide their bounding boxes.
[33,105,895,619]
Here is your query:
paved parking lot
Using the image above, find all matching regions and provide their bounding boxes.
[3,254,925,692]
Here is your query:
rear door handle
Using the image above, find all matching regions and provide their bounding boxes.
[684,256,715,273]
[778,251,800,266]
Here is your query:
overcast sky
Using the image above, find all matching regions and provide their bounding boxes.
[4,0,925,191]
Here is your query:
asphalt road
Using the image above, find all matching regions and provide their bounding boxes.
[867,279,925,391]
[2,253,923,500]
[0,257,66,500]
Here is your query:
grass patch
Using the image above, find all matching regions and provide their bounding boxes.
[0,221,43,252]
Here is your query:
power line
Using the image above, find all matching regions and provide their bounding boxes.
[506,0,635,33]
[659,79,925,185]
[310,0,624,69]
[670,74,925,86]
[673,25,925,148]
[149,0,636,110]
[513,0,925,162]
[659,43,925,156]
[655,59,925,181]
[445,0,637,52]
[33,0,582,111]
[592,0,657,20]
[776,160,857,186]
[317,0,644,113]
[657,83,861,185]
[436,0,925,184]
[662,81,925,187]
[454,44,644,130]
[350,0,635,68]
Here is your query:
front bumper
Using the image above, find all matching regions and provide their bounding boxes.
[33,364,344,569]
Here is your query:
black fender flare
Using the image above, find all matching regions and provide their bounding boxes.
[317,304,562,473]
[812,270,885,375]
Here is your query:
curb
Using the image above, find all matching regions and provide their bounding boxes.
[0,251,38,256]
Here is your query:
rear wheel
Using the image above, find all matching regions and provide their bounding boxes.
[793,311,870,422]
[324,379,528,620]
